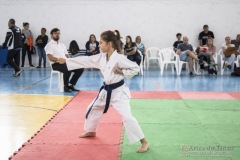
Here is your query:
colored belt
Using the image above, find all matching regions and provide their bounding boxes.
[86,79,124,119]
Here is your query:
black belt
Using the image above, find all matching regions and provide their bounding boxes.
[86,79,125,119]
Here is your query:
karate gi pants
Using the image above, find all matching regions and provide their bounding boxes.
[84,86,144,143]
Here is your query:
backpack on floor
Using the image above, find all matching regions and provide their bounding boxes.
[198,54,210,69]
[208,64,217,75]
[231,67,240,76]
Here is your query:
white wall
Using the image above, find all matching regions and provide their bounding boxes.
[1,0,240,52]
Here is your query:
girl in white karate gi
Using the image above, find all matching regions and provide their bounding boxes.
[58,30,148,152]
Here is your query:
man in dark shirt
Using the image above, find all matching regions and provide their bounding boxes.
[36,28,48,68]
[173,33,183,52]
[198,25,214,46]
[231,34,240,49]
[2,18,24,77]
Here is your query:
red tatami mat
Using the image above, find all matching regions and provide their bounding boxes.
[11,144,119,160]
[64,91,98,109]
[227,92,240,100]
[131,91,239,100]
[131,91,181,99]
[30,123,122,145]
[51,107,122,124]
[178,91,236,100]
[10,91,123,160]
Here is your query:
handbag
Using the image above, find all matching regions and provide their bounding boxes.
[224,47,238,57]
[31,46,36,54]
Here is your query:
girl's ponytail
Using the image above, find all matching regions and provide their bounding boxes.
[114,30,122,54]
[114,30,121,40]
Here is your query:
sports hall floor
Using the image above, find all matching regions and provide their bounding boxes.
[0,64,240,160]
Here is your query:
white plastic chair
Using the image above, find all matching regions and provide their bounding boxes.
[159,48,178,75]
[137,50,144,75]
[176,54,199,76]
[213,52,218,65]
[174,53,189,76]
[237,55,240,67]
[218,49,239,75]
[145,47,161,69]
[218,49,225,75]
[176,47,200,76]
[49,61,64,92]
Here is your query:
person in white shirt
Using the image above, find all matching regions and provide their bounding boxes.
[85,34,100,56]
[222,36,236,70]
[58,30,148,153]
[135,36,146,64]
[45,28,84,92]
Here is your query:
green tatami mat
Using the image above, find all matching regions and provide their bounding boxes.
[132,109,201,124]
[121,99,240,160]
[184,100,240,111]
[131,99,240,111]
[121,144,238,160]
[205,124,240,146]
[130,99,189,110]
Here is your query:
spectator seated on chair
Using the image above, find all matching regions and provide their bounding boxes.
[173,33,183,52]
[135,36,146,65]
[196,38,217,75]
[222,36,238,70]
[69,40,83,57]
[176,36,199,77]
[124,35,141,66]
[45,28,84,92]
[173,33,186,70]
[85,34,99,56]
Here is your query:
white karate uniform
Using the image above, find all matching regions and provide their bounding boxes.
[66,51,144,143]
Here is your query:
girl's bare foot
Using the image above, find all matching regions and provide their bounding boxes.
[137,138,149,153]
[79,132,96,138]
